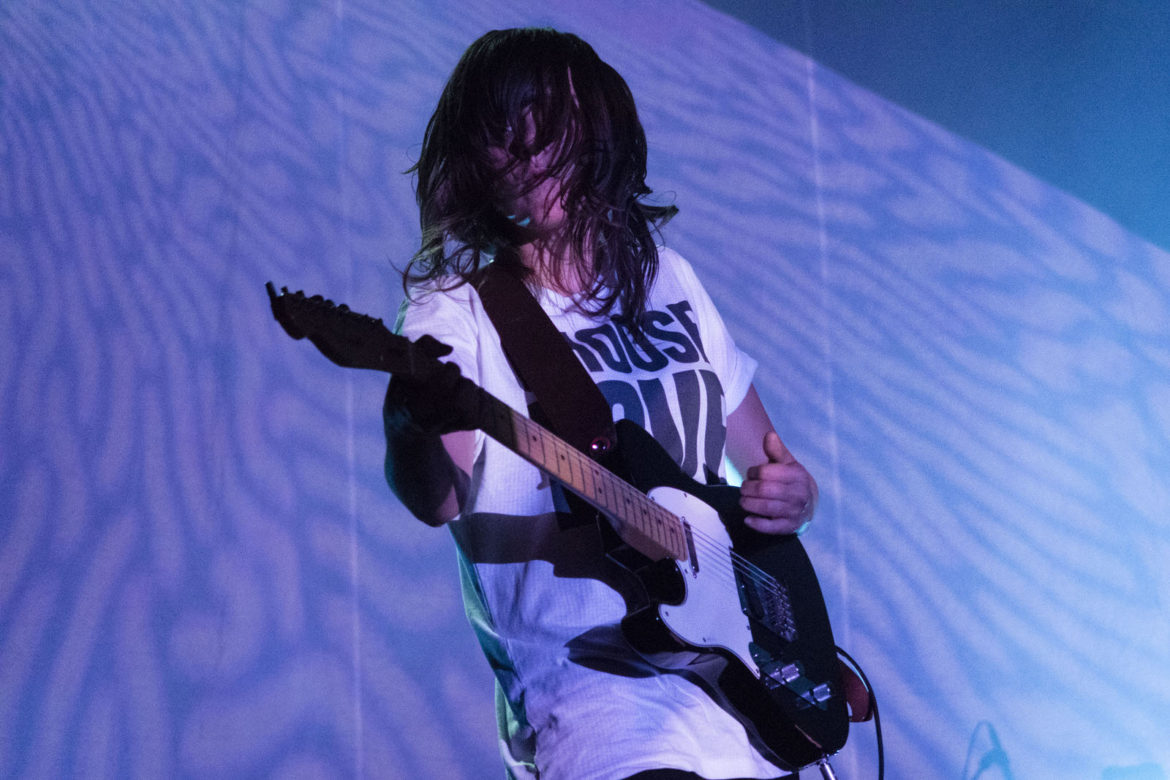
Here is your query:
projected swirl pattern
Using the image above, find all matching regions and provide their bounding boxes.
[2,1,1167,778]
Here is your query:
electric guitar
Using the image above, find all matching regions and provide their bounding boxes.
[266,282,850,769]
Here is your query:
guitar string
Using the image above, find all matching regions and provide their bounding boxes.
[585,472,785,604]
[652,525,794,624]
[551,439,784,594]
[564,440,785,599]
[588,465,789,605]
[510,413,791,605]
[690,529,782,591]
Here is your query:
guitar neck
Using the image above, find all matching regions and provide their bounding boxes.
[261,283,686,561]
[473,390,689,563]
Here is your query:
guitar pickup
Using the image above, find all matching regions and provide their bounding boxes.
[807,683,834,706]
[684,522,699,576]
[790,681,836,711]
[760,660,802,689]
[758,658,836,711]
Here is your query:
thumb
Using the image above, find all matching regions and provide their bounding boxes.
[414,334,454,359]
[762,431,787,463]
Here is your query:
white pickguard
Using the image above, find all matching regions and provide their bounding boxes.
[647,486,761,678]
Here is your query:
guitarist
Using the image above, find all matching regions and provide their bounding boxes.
[384,28,818,780]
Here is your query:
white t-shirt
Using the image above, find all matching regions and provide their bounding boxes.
[397,248,783,779]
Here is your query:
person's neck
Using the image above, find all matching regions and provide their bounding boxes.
[518,240,590,297]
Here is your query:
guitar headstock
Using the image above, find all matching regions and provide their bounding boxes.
[266,282,408,373]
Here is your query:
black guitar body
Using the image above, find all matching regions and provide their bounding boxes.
[601,419,849,770]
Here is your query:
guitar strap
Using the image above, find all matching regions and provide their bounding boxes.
[472,258,617,456]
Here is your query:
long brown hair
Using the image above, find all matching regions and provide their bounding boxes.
[406,28,677,328]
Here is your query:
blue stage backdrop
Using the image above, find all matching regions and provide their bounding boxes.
[2,1,1167,778]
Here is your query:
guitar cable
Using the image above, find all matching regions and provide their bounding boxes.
[836,645,883,780]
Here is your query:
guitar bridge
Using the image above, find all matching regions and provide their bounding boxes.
[738,571,797,642]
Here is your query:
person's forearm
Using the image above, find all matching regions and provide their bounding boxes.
[384,428,469,526]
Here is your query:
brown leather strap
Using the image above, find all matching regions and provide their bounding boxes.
[473,260,616,455]
[839,659,874,722]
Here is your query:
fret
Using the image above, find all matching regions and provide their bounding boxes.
[537,428,561,473]
[618,481,642,527]
[591,464,616,513]
[639,496,665,548]
[641,500,662,546]
[633,489,657,538]
[664,508,685,554]
[535,432,555,475]
[640,494,686,560]
[517,416,549,469]
[515,416,536,463]
[480,397,514,449]
[550,438,575,485]
[630,490,651,536]
[658,505,684,552]
[576,454,597,503]
[600,475,619,514]
[617,481,683,561]
[507,412,527,455]
[561,448,583,493]
[568,450,593,496]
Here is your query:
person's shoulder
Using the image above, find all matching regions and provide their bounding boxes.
[407,271,472,295]
[656,245,686,269]
[396,275,481,333]
[405,275,480,308]
[654,245,704,291]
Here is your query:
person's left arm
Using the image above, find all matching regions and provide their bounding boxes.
[725,384,818,535]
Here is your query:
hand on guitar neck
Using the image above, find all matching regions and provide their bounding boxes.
[382,334,481,438]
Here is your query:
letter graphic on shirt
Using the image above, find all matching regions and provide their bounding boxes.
[700,369,727,479]
[614,323,669,373]
[564,301,706,378]
[577,324,631,373]
[598,371,728,482]
[673,370,701,478]
[563,332,604,372]
[637,378,683,466]
[598,379,645,429]
[642,310,701,364]
[565,299,728,480]
[666,301,708,362]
